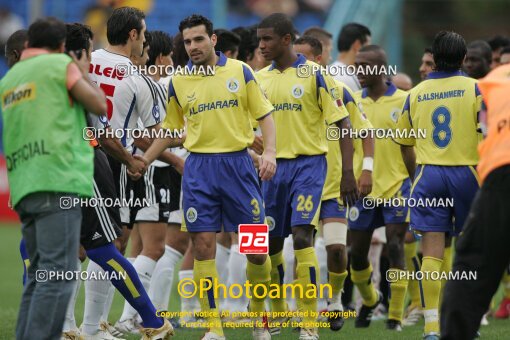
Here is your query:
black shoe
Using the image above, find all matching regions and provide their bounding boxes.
[386,319,402,331]
[355,291,383,328]
[328,310,345,331]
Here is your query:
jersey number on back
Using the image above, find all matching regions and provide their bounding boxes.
[432,106,452,148]
[99,83,116,120]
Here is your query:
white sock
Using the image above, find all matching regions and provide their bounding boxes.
[100,283,115,322]
[149,245,183,311]
[282,235,296,310]
[216,243,230,285]
[179,269,200,312]
[127,257,136,264]
[63,259,81,332]
[119,255,156,321]
[314,236,328,311]
[82,261,111,335]
[224,244,248,312]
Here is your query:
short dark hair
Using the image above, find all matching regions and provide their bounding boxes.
[487,35,510,51]
[143,30,151,50]
[295,36,322,56]
[171,32,188,67]
[359,44,387,65]
[179,14,213,36]
[147,30,173,66]
[501,45,510,55]
[214,29,241,54]
[432,31,466,72]
[424,47,433,54]
[232,25,258,62]
[5,29,28,56]
[258,13,296,42]
[337,23,371,52]
[28,17,67,50]
[106,7,145,45]
[303,26,332,42]
[468,40,493,65]
[65,23,94,53]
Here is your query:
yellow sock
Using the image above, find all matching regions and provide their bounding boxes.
[270,251,287,312]
[388,269,408,322]
[193,259,223,336]
[350,264,378,306]
[246,256,271,313]
[404,241,421,308]
[420,256,443,334]
[328,270,348,303]
[503,271,510,299]
[295,247,320,327]
[439,246,453,304]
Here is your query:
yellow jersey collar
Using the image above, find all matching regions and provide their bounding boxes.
[186,51,227,70]
[268,53,307,71]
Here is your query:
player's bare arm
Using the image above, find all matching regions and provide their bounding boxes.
[250,135,264,155]
[336,116,359,206]
[257,113,277,181]
[358,132,374,196]
[400,145,416,181]
[69,50,107,115]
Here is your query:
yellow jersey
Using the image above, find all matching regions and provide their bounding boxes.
[162,52,274,153]
[394,70,482,165]
[355,82,408,198]
[256,54,348,159]
[322,81,372,201]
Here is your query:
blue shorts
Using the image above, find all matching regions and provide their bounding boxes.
[410,165,479,236]
[348,178,411,231]
[262,155,326,238]
[320,198,347,220]
[182,150,264,233]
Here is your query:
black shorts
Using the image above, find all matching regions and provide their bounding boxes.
[107,154,133,226]
[81,148,122,250]
[131,165,179,224]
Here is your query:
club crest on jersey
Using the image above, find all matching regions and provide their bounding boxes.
[349,207,360,221]
[152,105,160,120]
[292,85,304,99]
[390,108,400,122]
[186,207,198,223]
[266,216,276,231]
[330,87,340,100]
[99,114,108,125]
[226,78,240,93]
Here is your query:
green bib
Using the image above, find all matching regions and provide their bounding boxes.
[0,53,93,206]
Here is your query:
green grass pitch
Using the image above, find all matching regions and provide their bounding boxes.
[0,223,508,339]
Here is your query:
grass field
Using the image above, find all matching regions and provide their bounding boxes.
[1,223,509,339]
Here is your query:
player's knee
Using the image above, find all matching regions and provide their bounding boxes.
[323,222,347,247]
[293,233,313,250]
[387,238,404,263]
[326,243,345,258]
[144,244,165,260]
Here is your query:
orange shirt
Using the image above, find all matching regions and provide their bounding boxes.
[477,64,510,182]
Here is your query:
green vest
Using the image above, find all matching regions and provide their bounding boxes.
[0,53,94,206]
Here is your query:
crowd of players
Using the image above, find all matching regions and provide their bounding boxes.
[3,5,510,340]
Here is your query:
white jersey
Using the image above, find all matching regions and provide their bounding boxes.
[89,49,161,153]
[158,76,189,160]
[330,60,362,92]
[133,74,169,167]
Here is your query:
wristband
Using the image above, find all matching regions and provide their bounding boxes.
[362,157,374,171]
